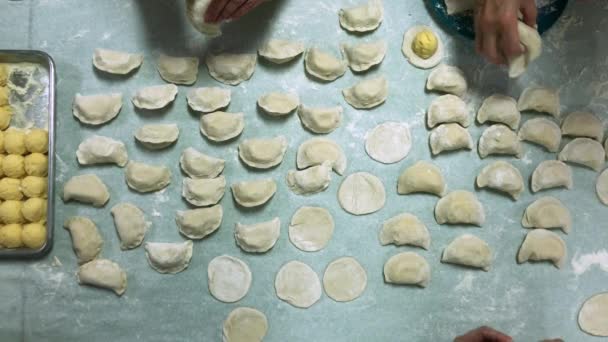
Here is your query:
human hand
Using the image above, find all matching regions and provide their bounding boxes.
[454,326,513,342]
[204,0,266,23]
[474,0,537,65]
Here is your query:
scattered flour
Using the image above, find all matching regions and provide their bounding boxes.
[455,272,475,291]
[154,188,169,204]
[571,249,608,275]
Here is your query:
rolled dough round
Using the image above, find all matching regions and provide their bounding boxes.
[596,169,608,206]
[338,172,386,215]
[208,255,252,303]
[275,260,321,308]
[365,122,412,164]
[288,206,334,252]
[223,307,268,342]
[323,257,367,302]
[578,292,608,336]
[402,25,444,69]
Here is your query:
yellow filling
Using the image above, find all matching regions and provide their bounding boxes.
[412,29,438,60]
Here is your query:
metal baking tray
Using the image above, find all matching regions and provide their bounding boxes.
[0,50,55,259]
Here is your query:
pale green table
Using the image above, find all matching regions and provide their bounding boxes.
[0,0,607,341]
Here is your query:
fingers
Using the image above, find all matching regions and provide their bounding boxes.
[498,11,522,60]
[479,3,504,64]
[227,0,265,20]
[478,326,513,342]
[204,0,230,22]
[216,0,247,21]
[520,0,538,27]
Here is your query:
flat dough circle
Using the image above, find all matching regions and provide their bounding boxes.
[323,257,367,302]
[365,122,412,164]
[288,206,335,252]
[338,172,386,215]
[223,307,268,342]
[596,169,608,206]
[208,255,252,303]
[579,292,608,336]
[402,25,444,69]
[275,260,322,308]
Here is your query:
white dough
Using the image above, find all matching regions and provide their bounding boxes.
[286,162,332,195]
[435,190,485,226]
[182,176,226,207]
[186,0,221,37]
[205,53,257,86]
[341,40,387,72]
[258,39,305,64]
[111,203,150,250]
[134,123,179,150]
[275,260,322,308]
[124,161,171,193]
[342,76,388,109]
[238,136,288,169]
[518,117,562,152]
[596,169,608,206]
[402,25,444,69]
[92,48,143,75]
[231,178,277,208]
[445,0,474,14]
[77,135,128,167]
[522,197,572,234]
[379,213,430,249]
[478,124,522,158]
[365,122,412,164]
[508,22,542,78]
[297,104,342,134]
[131,84,178,110]
[200,111,245,142]
[208,255,252,303]
[338,172,385,215]
[558,137,606,172]
[429,123,473,155]
[477,94,521,129]
[63,216,103,264]
[427,94,469,128]
[304,47,347,82]
[578,292,608,337]
[323,257,367,302]
[561,111,604,141]
[476,161,524,199]
[179,147,225,179]
[397,161,446,197]
[257,92,299,116]
[441,234,492,271]
[297,137,347,175]
[72,93,122,125]
[156,54,199,85]
[426,65,468,97]
[289,206,334,252]
[78,259,127,296]
[383,252,430,288]
[175,205,223,239]
[63,174,110,207]
[517,229,567,268]
[223,307,269,342]
[187,87,231,113]
[338,0,383,32]
[531,160,573,192]
[234,217,280,253]
[144,241,193,274]
[517,86,560,118]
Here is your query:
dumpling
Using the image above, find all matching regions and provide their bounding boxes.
[365,122,412,164]
[397,161,446,197]
[257,92,299,116]
[478,124,522,158]
[379,213,430,249]
[304,48,347,82]
[341,40,387,72]
[238,136,288,169]
[338,172,386,215]
[517,229,567,268]
[111,203,150,250]
[234,217,280,253]
[72,93,122,125]
[558,138,605,171]
[476,94,521,129]
[445,0,474,14]
[402,25,444,69]
[426,64,467,97]
[435,190,485,226]
[63,174,110,207]
[296,137,347,175]
[342,76,388,109]
[517,86,560,118]
[78,259,127,296]
[518,118,561,152]
[258,39,305,64]
[92,48,143,75]
[125,161,171,193]
[597,169,608,206]
[286,162,332,195]
[134,123,179,150]
[383,252,430,288]
[338,0,383,33]
[182,176,225,207]
[187,87,231,113]
[131,84,178,110]
[531,160,573,192]
[231,178,276,208]
[508,22,542,78]
[429,123,473,155]
[561,111,603,141]
[297,104,342,134]
[63,216,103,264]
[180,147,224,179]
[76,135,128,167]
[176,205,223,239]
[205,53,257,86]
[156,54,199,85]
[522,196,571,234]
[199,111,245,142]
[476,161,524,199]
[578,292,608,337]
[427,94,469,128]
[186,0,221,37]
[441,234,492,271]
[144,241,193,274]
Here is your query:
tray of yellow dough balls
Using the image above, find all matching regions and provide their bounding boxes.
[0,50,55,258]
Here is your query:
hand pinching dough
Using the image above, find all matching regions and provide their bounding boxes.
[275,260,322,308]
[289,206,334,252]
[223,307,269,342]
[323,257,367,302]
[208,255,252,303]
[365,122,412,164]
[338,172,385,215]
[578,292,608,337]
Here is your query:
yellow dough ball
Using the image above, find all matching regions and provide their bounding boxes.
[22,223,46,249]
[0,200,24,224]
[25,129,48,154]
[0,87,8,106]
[0,106,12,130]
[24,153,48,177]
[0,154,4,177]
[0,65,8,87]
[2,154,24,178]
[0,178,22,201]
[4,129,26,155]
[22,197,47,223]
[0,131,4,153]
[21,176,47,198]
[0,224,23,248]
[412,29,438,60]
